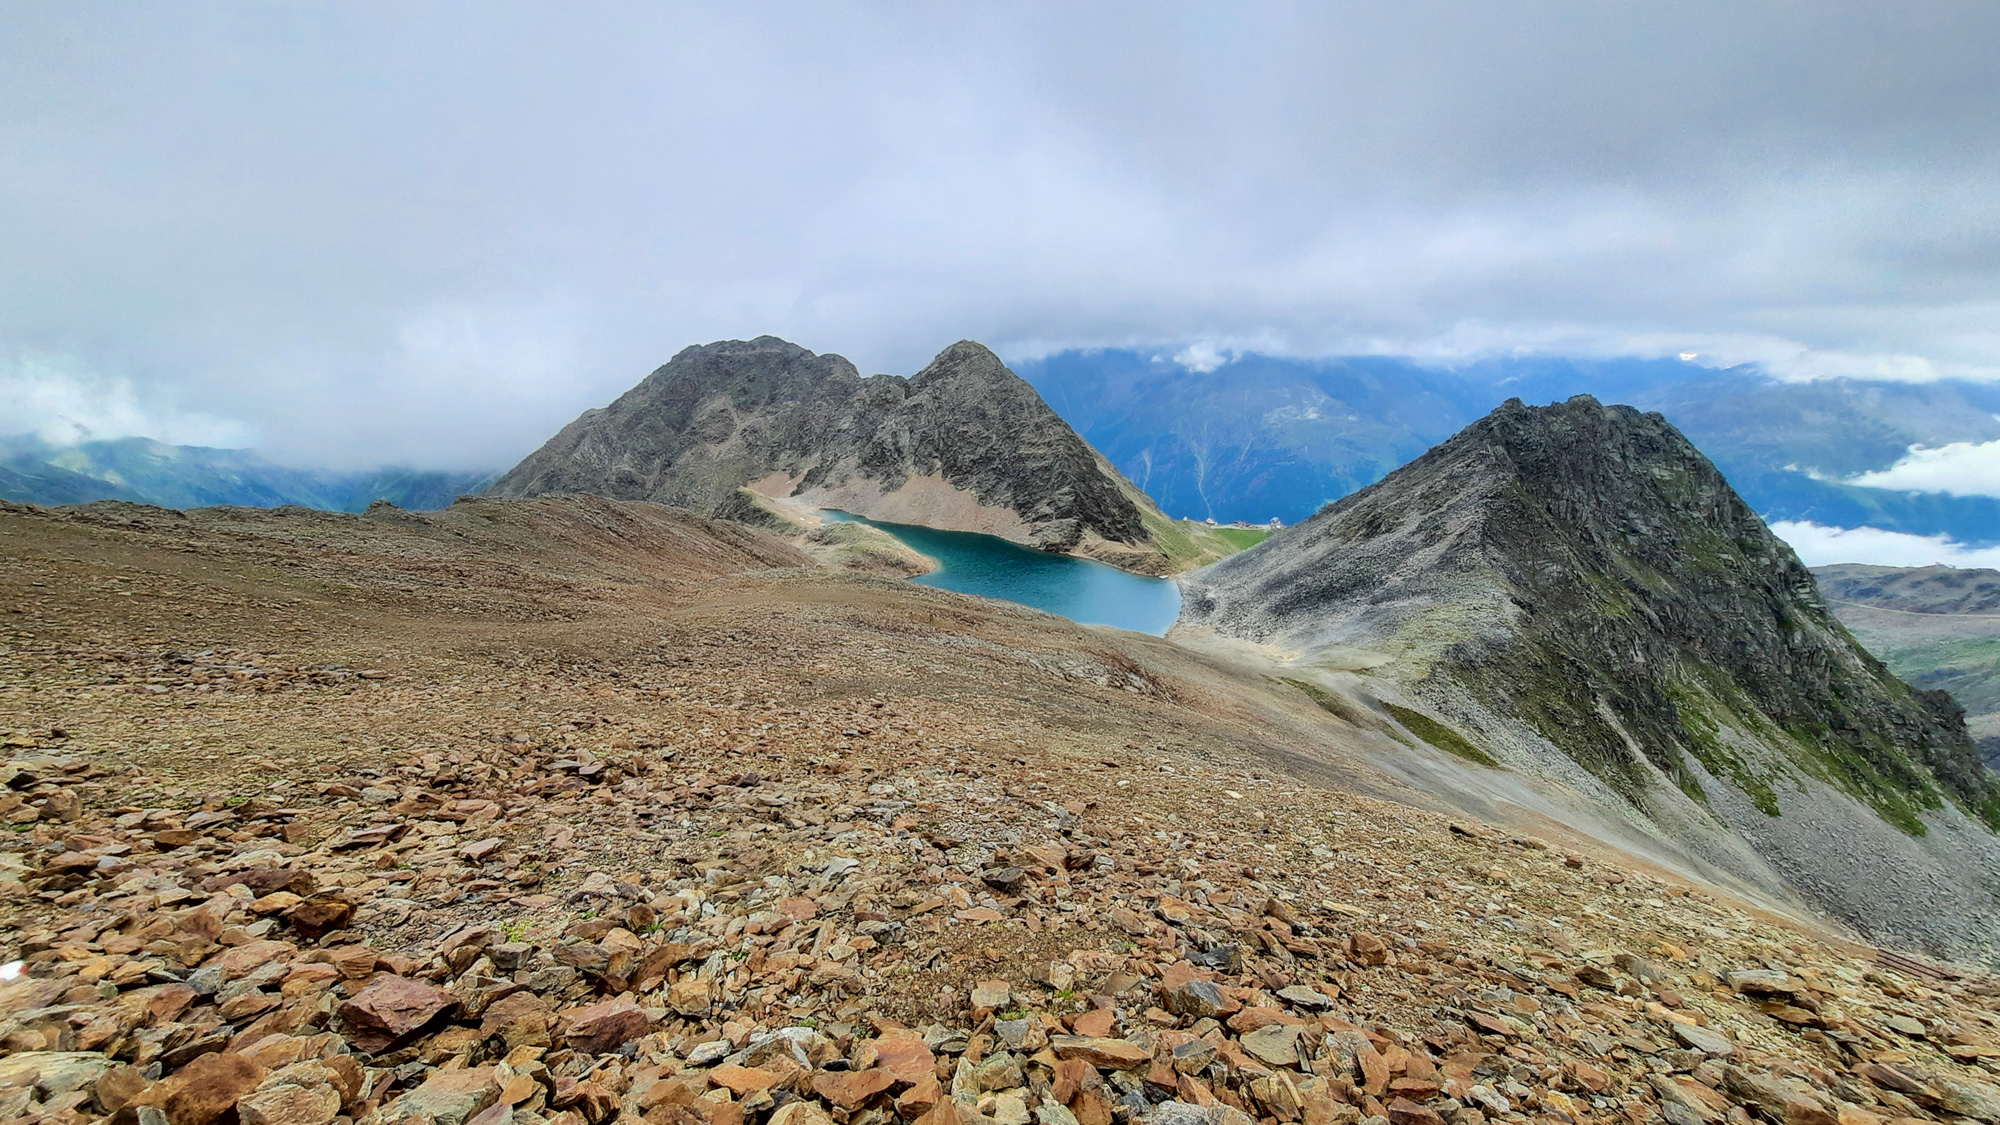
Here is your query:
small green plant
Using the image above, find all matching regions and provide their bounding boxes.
[500,919,530,942]
[999,1008,1029,1021]
[224,795,249,807]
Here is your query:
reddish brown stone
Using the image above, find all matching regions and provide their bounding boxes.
[709,1066,783,1097]
[286,896,354,940]
[1387,1098,1446,1125]
[866,1034,936,1090]
[812,1068,897,1110]
[336,975,457,1052]
[561,996,649,1054]
[159,1052,269,1125]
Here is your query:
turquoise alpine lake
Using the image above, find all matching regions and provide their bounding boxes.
[821,511,1181,635]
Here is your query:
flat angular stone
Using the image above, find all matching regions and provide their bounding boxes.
[1051,1036,1151,1070]
[561,996,648,1054]
[159,1051,269,1125]
[337,975,457,1052]
[380,1068,500,1125]
[1240,1023,1305,1068]
[812,1068,898,1110]
[1672,1022,1735,1058]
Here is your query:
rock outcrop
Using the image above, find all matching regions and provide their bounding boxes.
[1180,395,2000,961]
[488,337,1206,574]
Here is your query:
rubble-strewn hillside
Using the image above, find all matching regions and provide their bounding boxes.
[3,497,1999,1125]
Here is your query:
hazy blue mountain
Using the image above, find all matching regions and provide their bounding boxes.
[1016,350,2000,541]
[0,435,495,513]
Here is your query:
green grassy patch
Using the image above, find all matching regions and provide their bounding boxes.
[1207,526,1274,549]
[1383,702,1500,768]
[1114,477,1267,571]
[1279,676,1372,726]
[1664,684,1778,815]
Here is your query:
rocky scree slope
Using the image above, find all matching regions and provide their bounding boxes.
[1178,396,2000,963]
[8,497,2000,1125]
[488,338,1214,575]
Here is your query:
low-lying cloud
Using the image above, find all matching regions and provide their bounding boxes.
[6,5,2000,468]
[1771,521,2000,570]
[1851,438,2000,498]
[0,356,251,449]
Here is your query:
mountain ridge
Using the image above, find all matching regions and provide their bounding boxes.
[1179,394,2000,961]
[1816,563,2000,772]
[0,434,494,512]
[1018,349,2000,542]
[488,336,1241,574]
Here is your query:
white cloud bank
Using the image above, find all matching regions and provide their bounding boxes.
[8,6,2000,469]
[1770,521,2000,570]
[0,356,251,449]
[1850,436,2000,498]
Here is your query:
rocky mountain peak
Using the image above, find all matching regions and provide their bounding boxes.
[487,337,1214,574]
[1181,394,2000,958]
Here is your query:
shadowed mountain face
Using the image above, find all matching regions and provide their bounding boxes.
[489,337,1225,574]
[1180,395,2000,960]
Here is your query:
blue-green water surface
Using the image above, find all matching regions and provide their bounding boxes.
[823,511,1181,635]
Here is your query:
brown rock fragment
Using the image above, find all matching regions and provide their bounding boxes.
[337,975,457,1052]
[812,1068,897,1110]
[158,1052,270,1125]
[561,997,649,1054]
[1388,1098,1446,1125]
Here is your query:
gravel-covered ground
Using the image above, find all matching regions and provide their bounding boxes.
[4,497,1998,1125]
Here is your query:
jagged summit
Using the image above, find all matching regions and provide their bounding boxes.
[488,337,1213,574]
[1181,394,2000,959]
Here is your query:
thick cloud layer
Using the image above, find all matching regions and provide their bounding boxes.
[1773,521,2000,570]
[5,3,2000,467]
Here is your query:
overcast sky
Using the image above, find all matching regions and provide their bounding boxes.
[6,2,2000,468]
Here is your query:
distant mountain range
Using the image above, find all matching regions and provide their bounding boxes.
[0,435,493,512]
[1017,350,2000,541]
[10,349,2000,548]
[1816,563,2000,771]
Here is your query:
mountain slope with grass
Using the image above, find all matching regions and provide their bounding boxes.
[1817,564,2000,771]
[1178,395,2000,961]
[0,434,494,512]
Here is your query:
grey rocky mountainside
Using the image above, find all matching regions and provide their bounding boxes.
[489,337,1209,574]
[1179,394,2000,962]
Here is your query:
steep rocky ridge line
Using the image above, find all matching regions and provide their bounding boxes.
[487,337,1237,575]
[1177,396,2000,964]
